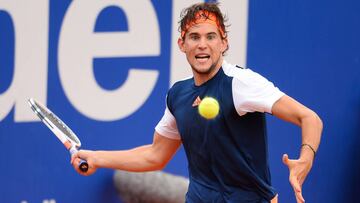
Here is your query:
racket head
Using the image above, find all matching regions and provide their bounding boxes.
[28,98,81,148]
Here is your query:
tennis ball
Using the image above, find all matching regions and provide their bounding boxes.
[198,97,220,119]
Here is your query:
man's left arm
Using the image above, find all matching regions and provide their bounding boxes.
[271,95,323,203]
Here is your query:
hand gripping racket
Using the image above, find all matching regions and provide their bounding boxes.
[28,98,89,172]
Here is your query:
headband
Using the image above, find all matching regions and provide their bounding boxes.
[181,10,225,39]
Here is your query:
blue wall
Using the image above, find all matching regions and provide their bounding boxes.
[0,0,359,202]
[247,1,360,202]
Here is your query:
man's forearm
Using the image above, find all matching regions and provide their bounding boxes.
[299,111,323,161]
[94,145,165,172]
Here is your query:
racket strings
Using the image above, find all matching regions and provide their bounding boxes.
[34,101,81,145]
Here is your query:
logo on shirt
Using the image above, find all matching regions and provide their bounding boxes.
[192,96,202,107]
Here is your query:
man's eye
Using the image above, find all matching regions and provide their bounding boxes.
[207,35,215,40]
[190,35,200,40]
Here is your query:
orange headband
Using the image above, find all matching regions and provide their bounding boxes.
[181,10,225,39]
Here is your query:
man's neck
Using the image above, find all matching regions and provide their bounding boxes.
[193,59,223,86]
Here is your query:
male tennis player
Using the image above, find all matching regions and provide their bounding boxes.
[72,2,322,203]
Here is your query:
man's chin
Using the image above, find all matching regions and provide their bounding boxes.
[192,64,215,75]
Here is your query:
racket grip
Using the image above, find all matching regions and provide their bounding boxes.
[78,159,89,172]
[69,147,89,172]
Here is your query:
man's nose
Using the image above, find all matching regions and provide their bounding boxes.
[198,37,208,49]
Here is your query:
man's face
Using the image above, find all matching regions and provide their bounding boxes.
[178,23,228,75]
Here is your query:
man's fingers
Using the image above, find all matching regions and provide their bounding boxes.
[295,190,305,203]
[282,154,290,166]
[283,154,307,203]
[70,152,79,164]
[72,158,87,174]
[69,150,95,176]
[70,155,75,164]
[299,176,305,186]
[290,175,301,192]
[70,151,81,164]
[290,176,305,202]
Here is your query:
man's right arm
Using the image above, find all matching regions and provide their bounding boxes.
[71,132,182,175]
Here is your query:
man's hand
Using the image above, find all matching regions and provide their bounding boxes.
[282,153,313,203]
[71,150,98,176]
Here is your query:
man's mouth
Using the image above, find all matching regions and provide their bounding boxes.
[195,54,210,62]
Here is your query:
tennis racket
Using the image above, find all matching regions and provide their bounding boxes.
[28,98,89,172]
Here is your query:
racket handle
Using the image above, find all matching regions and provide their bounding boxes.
[79,159,89,172]
[70,147,89,172]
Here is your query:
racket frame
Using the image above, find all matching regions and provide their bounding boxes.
[28,98,88,172]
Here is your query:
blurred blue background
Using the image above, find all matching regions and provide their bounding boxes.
[0,0,359,202]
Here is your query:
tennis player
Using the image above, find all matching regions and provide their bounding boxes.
[71,2,322,203]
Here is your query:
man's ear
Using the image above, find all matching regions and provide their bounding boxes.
[221,38,228,53]
[178,37,186,53]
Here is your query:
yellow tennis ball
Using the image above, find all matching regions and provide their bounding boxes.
[198,97,220,119]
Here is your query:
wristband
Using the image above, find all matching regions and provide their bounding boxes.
[301,143,316,157]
